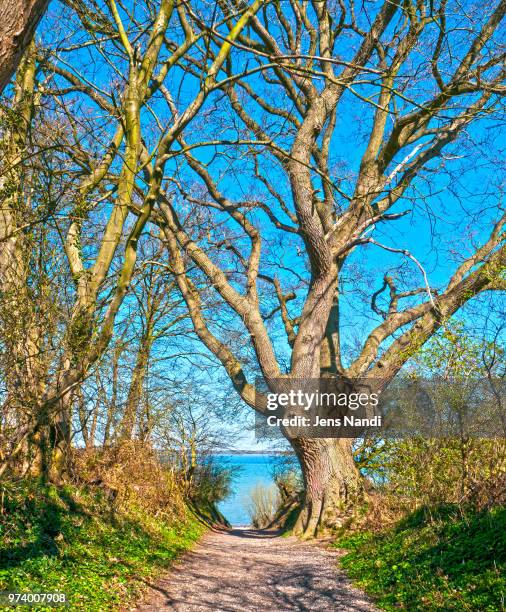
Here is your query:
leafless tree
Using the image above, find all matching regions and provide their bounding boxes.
[0,0,264,477]
[152,0,505,535]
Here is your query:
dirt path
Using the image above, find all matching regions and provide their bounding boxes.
[132,528,375,611]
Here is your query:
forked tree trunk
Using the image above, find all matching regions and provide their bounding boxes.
[290,436,363,538]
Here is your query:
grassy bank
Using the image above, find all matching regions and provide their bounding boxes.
[335,505,505,611]
[0,479,207,610]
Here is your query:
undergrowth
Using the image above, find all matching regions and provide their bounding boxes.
[335,504,505,611]
[0,479,206,611]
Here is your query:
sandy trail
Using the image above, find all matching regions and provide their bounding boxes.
[133,528,375,611]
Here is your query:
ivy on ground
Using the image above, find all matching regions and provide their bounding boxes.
[0,479,205,611]
[335,505,505,611]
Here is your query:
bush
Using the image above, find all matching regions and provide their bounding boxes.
[189,459,234,504]
[274,469,303,503]
[360,437,506,510]
[245,483,281,528]
[355,323,506,512]
[72,441,187,519]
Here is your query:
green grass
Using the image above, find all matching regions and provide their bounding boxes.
[335,505,505,611]
[0,479,206,611]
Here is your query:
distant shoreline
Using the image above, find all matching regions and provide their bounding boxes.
[212,450,293,456]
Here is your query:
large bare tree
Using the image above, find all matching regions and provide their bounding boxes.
[154,0,506,536]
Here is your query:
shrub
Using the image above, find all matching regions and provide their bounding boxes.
[72,441,187,519]
[274,469,303,503]
[245,483,281,528]
[189,459,234,504]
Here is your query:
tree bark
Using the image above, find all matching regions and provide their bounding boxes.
[0,40,47,476]
[103,340,123,445]
[119,328,153,440]
[46,390,73,481]
[290,437,363,537]
[0,0,49,93]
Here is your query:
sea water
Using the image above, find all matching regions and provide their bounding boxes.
[215,454,288,527]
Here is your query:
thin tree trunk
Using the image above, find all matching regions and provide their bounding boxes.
[103,341,123,445]
[45,390,73,481]
[119,331,152,440]
[88,404,98,449]
[77,387,88,447]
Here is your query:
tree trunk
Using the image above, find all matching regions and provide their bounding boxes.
[103,340,123,445]
[77,387,89,448]
[41,390,73,482]
[0,0,49,92]
[290,436,363,538]
[119,331,152,440]
[0,41,47,477]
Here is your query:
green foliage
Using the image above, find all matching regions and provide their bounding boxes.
[336,505,506,611]
[363,436,505,506]
[190,460,235,504]
[0,479,205,611]
[357,322,505,506]
[410,321,503,380]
